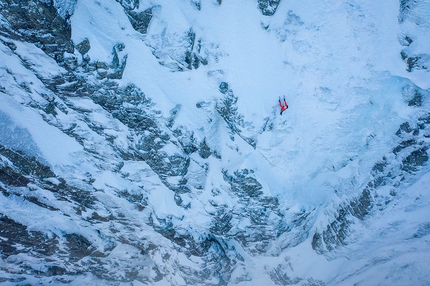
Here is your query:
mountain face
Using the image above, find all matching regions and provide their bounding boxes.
[1,0,430,285]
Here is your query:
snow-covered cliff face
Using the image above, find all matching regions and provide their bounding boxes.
[1,0,430,285]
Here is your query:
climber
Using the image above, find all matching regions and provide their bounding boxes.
[279,97,288,115]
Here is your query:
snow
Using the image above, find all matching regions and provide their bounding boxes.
[323,171,430,285]
[71,0,134,63]
[69,0,416,211]
[12,39,67,78]
[0,90,83,169]
[1,0,430,284]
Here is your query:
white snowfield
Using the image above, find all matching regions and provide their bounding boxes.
[1,0,430,285]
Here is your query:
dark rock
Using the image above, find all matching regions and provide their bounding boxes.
[268,264,301,285]
[45,101,58,115]
[348,188,372,220]
[401,35,413,46]
[312,188,372,254]
[110,43,125,68]
[218,169,292,254]
[396,122,413,135]
[311,232,323,255]
[184,29,208,70]
[399,0,418,23]
[0,165,30,186]
[90,212,111,222]
[401,51,430,73]
[408,90,423,107]
[418,113,430,125]
[219,82,229,94]
[372,159,387,173]
[173,127,199,155]
[25,195,60,211]
[216,85,241,138]
[126,6,157,34]
[155,223,231,285]
[174,193,184,208]
[75,38,90,55]
[209,205,233,235]
[0,144,55,179]
[0,214,60,259]
[398,2,430,72]
[407,55,429,72]
[2,40,17,50]
[257,0,281,16]
[401,82,427,107]
[199,138,212,159]
[46,265,67,276]
[117,190,146,204]
[223,169,263,198]
[0,215,27,258]
[191,0,202,10]
[401,147,429,172]
[65,233,94,261]
[0,144,97,210]
[393,139,416,154]
[107,54,127,79]
[215,84,256,148]
[412,222,430,239]
[146,25,211,71]
[56,180,97,209]
[0,0,74,62]
[116,0,140,10]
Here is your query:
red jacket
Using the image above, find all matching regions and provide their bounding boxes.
[279,101,288,111]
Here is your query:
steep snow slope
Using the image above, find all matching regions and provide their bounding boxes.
[69,0,418,203]
[0,0,430,285]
